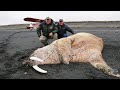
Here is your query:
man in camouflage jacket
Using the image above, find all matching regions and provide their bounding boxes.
[37,17,58,46]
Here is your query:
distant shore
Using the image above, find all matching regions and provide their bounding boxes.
[1,21,120,30]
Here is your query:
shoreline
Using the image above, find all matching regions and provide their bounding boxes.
[0,21,120,30]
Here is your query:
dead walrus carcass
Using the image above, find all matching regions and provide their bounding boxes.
[25,32,120,78]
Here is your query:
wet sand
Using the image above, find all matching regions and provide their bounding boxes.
[0,22,120,79]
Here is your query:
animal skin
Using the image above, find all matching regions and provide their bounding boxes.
[25,32,120,78]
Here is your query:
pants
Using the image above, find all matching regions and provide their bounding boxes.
[63,34,68,37]
[39,33,58,46]
[58,33,68,39]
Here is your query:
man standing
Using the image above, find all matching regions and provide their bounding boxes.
[56,19,74,39]
[37,17,58,46]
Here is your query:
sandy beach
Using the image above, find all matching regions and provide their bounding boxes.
[0,21,120,79]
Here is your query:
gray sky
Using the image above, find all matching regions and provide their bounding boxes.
[0,11,120,25]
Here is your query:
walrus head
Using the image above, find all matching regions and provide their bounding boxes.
[30,57,47,73]
[23,56,47,73]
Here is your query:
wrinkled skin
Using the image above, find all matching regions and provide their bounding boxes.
[25,32,120,78]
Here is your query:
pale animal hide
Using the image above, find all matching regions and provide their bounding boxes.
[25,32,120,78]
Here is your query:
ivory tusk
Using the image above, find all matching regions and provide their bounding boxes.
[30,57,43,62]
[32,65,47,73]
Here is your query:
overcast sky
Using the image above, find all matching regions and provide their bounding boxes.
[0,11,120,25]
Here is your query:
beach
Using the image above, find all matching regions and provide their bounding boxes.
[0,21,120,79]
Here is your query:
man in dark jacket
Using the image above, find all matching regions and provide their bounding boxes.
[37,17,58,46]
[56,19,74,39]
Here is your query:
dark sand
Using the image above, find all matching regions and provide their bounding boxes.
[0,22,120,79]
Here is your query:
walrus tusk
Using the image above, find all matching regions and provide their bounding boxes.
[30,57,43,62]
[30,57,47,73]
[32,65,47,73]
